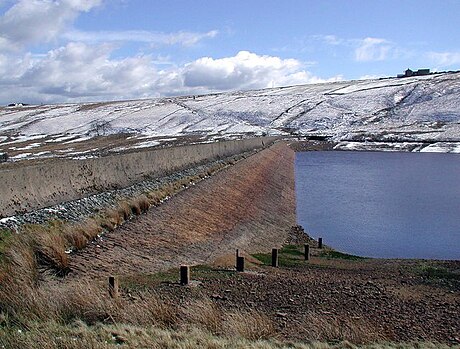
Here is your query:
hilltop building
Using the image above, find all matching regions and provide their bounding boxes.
[397,68,430,78]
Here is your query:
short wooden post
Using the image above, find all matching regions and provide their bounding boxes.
[304,244,310,261]
[318,237,323,249]
[180,265,190,286]
[108,276,119,298]
[236,256,245,272]
[235,249,240,269]
[272,248,279,267]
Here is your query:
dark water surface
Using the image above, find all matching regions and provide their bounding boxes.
[295,151,460,259]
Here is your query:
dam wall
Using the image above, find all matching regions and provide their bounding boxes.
[70,142,297,277]
[0,137,277,217]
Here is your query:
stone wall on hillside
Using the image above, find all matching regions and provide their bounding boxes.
[0,137,277,217]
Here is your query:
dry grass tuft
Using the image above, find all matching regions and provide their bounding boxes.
[0,321,453,349]
[128,200,141,215]
[104,208,124,226]
[63,228,88,250]
[301,312,383,344]
[20,223,69,276]
[223,309,276,340]
[50,280,117,325]
[64,219,103,250]
[182,299,223,333]
[0,237,38,287]
[33,233,69,275]
[135,195,150,213]
[123,195,150,216]
[98,217,116,232]
[117,201,131,220]
[119,291,179,328]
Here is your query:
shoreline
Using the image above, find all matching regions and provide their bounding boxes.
[289,139,460,153]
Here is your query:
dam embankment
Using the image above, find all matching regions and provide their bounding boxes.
[69,142,296,278]
[0,137,276,217]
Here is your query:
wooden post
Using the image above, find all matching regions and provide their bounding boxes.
[272,248,279,267]
[108,276,119,298]
[304,244,310,261]
[180,265,190,286]
[318,237,323,249]
[235,249,239,268]
[236,256,245,272]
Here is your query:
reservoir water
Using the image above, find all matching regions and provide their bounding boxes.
[295,151,460,260]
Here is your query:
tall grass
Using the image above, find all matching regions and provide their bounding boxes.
[0,321,456,349]
[224,309,276,340]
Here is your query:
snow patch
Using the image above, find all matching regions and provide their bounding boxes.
[64,136,92,144]
[132,140,161,149]
[0,216,17,224]
[420,142,460,153]
[9,142,42,151]
[10,152,32,159]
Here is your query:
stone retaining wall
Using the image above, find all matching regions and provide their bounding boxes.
[0,137,276,217]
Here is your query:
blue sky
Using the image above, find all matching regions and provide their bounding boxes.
[0,0,459,104]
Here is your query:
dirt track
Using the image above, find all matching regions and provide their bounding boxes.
[69,142,296,278]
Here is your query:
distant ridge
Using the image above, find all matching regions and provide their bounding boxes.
[1,71,460,159]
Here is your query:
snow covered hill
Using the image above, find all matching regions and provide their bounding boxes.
[1,72,460,161]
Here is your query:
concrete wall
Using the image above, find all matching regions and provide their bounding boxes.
[0,137,277,217]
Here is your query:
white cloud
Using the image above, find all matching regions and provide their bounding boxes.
[312,35,405,63]
[182,51,326,91]
[16,42,157,99]
[62,29,219,47]
[312,34,344,46]
[0,0,102,50]
[355,37,392,62]
[0,2,339,104]
[0,1,217,50]
[0,47,339,104]
[426,51,460,67]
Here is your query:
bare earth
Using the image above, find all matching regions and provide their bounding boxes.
[123,249,460,345]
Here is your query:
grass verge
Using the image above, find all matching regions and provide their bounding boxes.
[320,250,367,261]
[0,320,457,349]
[419,265,460,281]
[253,244,311,267]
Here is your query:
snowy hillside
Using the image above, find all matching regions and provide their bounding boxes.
[1,72,460,161]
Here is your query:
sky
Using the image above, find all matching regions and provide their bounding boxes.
[0,0,460,105]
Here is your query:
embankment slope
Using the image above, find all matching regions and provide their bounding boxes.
[70,142,295,278]
[0,137,275,217]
